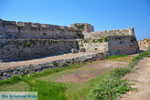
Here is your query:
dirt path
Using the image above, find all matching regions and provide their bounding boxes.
[119,57,150,100]
[0,50,102,70]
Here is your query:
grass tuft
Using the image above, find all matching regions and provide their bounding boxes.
[107,55,127,59]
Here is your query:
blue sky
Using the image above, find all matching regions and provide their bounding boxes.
[0,0,149,40]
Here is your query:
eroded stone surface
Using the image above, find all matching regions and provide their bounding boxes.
[138,38,150,50]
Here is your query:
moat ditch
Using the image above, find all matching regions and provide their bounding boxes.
[0,54,136,100]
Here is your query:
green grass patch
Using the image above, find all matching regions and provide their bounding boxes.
[128,51,150,69]
[65,70,112,100]
[107,55,127,59]
[0,81,29,91]
[0,77,67,100]
[23,78,66,100]
[0,63,87,86]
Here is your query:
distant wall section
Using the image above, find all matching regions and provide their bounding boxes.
[138,38,150,50]
[108,36,139,55]
[84,27,135,39]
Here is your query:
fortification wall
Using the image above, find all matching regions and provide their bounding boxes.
[0,19,83,39]
[108,36,139,55]
[0,39,79,61]
[84,27,135,39]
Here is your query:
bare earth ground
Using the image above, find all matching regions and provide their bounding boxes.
[119,57,150,100]
[40,55,135,83]
[56,61,128,83]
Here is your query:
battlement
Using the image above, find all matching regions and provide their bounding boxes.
[0,19,84,39]
[84,27,135,39]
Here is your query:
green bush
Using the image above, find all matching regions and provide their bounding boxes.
[104,37,108,42]
[83,68,133,100]
[84,39,88,43]
[94,48,98,50]
[92,78,131,100]
[97,38,103,43]
[52,61,58,66]
[25,41,31,47]
[128,51,150,69]
[110,68,130,78]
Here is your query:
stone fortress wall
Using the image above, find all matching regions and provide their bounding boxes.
[0,19,139,61]
[0,39,79,61]
[0,19,83,39]
[0,19,89,61]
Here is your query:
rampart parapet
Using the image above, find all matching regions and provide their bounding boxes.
[0,19,84,39]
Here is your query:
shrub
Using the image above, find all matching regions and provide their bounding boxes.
[110,68,130,78]
[52,61,58,66]
[92,78,132,100]
[97,38,103,43]
[25,41,31,47]
[94,48,98,50]
[83,68,133,100]
[84,39,88,43]
[104,37,108,42]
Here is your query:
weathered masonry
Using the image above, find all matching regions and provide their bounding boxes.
[0,19,83,39]
[0,19,89,61]
[0,39,79,61]
[108,36,139,55]
[0,19,139,61]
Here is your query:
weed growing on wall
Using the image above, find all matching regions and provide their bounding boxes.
[104,37,108,42]
[94,48,98,50]
[25,41,31,47]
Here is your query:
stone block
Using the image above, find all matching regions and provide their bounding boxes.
[71,48,78,53]
[80,48,86,52]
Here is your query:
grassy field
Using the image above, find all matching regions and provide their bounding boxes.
[0,54,138,100]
